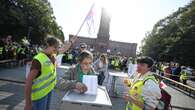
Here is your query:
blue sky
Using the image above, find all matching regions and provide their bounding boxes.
[49,0,192,48]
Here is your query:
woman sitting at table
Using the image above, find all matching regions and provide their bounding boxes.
[57,50,97,93]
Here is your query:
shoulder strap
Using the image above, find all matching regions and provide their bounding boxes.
[143,75,159,84]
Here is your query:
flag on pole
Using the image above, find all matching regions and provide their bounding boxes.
[75,3,98,37]
[85,3,95,35]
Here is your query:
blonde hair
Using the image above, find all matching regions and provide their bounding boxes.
[100,54,108,64]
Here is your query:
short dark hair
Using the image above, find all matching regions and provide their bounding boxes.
[137,56,154,68]
[44,37,60,48]
[77,50,93,63]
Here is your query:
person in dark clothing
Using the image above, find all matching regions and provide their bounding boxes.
[121,57,128,72]
[0,38,6,60]
[172,63,181,82]
[72,43,88,64]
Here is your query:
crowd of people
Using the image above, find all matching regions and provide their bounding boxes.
[156,62,194,84]
[0,35,46,66]
[61,43,195,85]
[0,35,190,110]
[61,43,129,72]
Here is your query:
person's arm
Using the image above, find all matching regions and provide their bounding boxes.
[57,67,87,93]
[57,67,77,91]
[58,36,77,54]
[24,60,40,110]
[24,69,39,110]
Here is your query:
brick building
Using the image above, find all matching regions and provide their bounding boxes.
[69,8,137,57]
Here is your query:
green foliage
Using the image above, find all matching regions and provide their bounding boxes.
[0,0,64,44]
[141,1,195,67]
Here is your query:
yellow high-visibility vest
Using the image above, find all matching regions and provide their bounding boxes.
[31,52,56,101]
[0,47,3,55]
[126,75,158,110]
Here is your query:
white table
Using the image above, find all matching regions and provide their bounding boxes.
[61,86,112,110]
[108,71,128,97]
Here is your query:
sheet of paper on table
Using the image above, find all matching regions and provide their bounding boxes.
[82,75,98,95]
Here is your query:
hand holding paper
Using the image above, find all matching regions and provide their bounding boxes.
[75,82,88,94]
[82,75,98,95]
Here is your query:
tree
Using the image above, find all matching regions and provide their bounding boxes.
[0,0,64,44]
[141,0,195,67]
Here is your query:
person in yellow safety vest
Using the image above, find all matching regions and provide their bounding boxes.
[68,52,73,64]
[114,58,120,70]
[111,58,115,66]
[111,58,115,69]
[68,52,73,60]
[180,68,188,85]
[0,47,3,55]
[24,36,76,110]
[124,56,161,110]
[0,46,3,60]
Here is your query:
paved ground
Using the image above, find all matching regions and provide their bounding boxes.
[0,66,25,82]
[0,66,195,110]
[165,85,195,110]
[0,80,126,110]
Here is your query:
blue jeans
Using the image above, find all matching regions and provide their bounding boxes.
[32,90,53,110]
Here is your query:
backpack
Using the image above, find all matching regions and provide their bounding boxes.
[156,87,172,110]
[144,76,172,110]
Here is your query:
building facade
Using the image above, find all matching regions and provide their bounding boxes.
[69,8,137,57]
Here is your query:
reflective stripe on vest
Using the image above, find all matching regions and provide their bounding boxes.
[32,72,53,85]
[111,60,115,65]
[32,77,56,93]
[68,54,73,60]
[126,75,158,110]
[115,60,119,66]
[31,52,56,101]
[0,47,3,55]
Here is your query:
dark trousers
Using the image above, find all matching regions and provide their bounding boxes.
[183,80,187,85]
[98,71,105,85]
